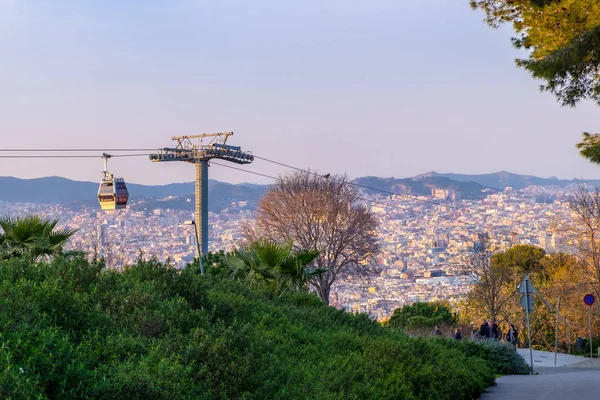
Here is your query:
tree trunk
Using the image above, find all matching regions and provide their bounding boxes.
[316,283,331,305]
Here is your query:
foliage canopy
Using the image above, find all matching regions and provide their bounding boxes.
[462,244,547,327]
[387,301,457,331]
[0,254,529,399]
[223,239,323,294]
[576,132,600,166]
[0,215,77,261]
[471,0,600,107]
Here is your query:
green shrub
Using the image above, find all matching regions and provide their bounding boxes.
[573,336,600,358]
[0,256,501,399]
[388,301,457,331]
[434,338,531,375]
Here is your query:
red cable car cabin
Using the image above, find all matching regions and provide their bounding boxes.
[97,153,129,210]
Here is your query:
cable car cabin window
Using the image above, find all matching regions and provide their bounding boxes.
[98,188,114,196]
[98,195,115,201]
[101,182,114,187]
[116,196,128,205]
[115,182,126,189]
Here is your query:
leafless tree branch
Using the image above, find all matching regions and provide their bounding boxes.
[249,171,379,304]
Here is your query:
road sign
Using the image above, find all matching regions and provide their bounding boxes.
[518,275,537,294]
[584,294,596,359]
[519,275,536,374]
[520,294,535,312]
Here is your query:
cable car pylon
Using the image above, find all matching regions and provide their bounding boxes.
[149,132,254,257]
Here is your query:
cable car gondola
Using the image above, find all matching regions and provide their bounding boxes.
[98,153,129,210]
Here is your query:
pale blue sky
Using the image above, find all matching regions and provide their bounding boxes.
[0,0,598,185]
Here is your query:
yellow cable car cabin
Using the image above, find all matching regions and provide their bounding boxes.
[98,153,129,210]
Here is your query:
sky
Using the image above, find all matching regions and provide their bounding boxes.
[0,0,598,185]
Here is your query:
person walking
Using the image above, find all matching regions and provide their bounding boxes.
[454,328,462,341]
[491,321,500,341]
[434,325,442,337]
[470,326,480,340]
[479,320,490,339]
[507,324,519,349]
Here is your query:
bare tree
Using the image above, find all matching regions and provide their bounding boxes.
[79,227,99,261]
[461,234,513,323]
[250,171,379,304]
[568,187,600,296]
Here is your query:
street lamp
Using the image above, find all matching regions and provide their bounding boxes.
[183,220,205,275]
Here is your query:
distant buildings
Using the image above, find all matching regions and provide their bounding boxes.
[431,188,459,201]
[1,183,579,319]
[538,231,559,253]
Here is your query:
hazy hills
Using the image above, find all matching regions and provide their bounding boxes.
[0,176,194,203]
[353,176,493,199]
[0,176,267,213]
[413,171,600,190]
[1,171,597,212]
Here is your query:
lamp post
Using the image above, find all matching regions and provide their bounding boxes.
[184,220,204,275]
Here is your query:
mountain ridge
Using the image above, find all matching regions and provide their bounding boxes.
[412,171,600,190]
[352,176,493,199]
[1,171,597,211]
[0,176,267,212]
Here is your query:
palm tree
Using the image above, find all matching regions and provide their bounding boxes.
[0,215,78,261]
[227,243,279,291]
[226,239,322,294]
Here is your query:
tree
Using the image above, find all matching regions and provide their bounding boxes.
[536,253,581,349]
[471,0,600,107]
[225,240,321,294]
[461,241,513,323]
[250,171,379,304]
[492,244,547,288]
[0,215,77,261]
[387,301,457,332]
[576,132,600,166]
[567,187,600,296]
[463,242,547,324]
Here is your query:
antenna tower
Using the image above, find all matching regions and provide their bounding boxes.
[149,132,254,256]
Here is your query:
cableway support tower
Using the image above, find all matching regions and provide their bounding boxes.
[149,132,254,257]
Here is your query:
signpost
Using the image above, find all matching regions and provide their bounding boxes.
[554,296,560,366]
[520,294,535,312]
[518,275,536,375]
[584,294,595,358]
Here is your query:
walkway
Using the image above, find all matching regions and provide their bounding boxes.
[479,349,600,400]
[515,348,588,367]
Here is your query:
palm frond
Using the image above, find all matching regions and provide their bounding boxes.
[294,249,319,266]
[47,227,79,251]
[253,239,292,268]
[0,215,77,260]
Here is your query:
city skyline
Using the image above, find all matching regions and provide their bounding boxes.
[0,178,573,319]
[1,0,599,186]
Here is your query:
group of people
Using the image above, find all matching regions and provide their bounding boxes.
[433,320,519,348]
[434,325,464,341]
[472,320,519,348]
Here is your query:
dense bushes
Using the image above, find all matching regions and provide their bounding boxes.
[434,338,531,375]
[387,301,457,331]
[0,256,522,399]
[574,336,600,358]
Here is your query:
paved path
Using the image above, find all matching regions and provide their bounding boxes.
[515,348,586,367]
[480,350,600,400]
